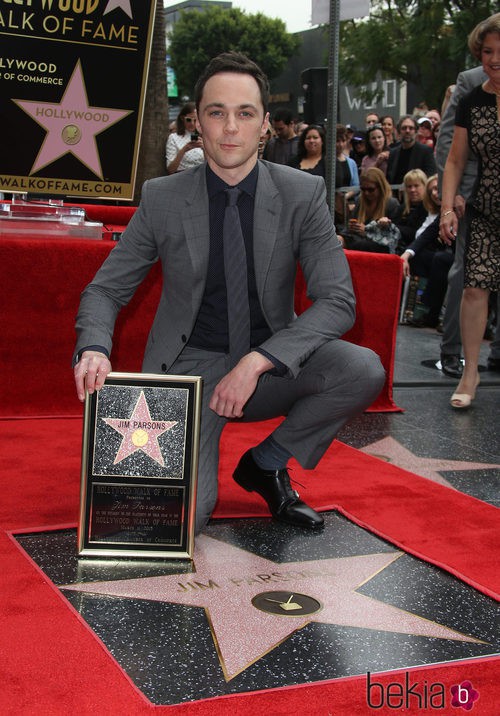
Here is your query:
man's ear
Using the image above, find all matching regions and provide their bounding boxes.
[261,112,270,135]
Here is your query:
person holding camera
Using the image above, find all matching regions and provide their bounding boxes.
[166,101,205,173]
[338,168,401,254]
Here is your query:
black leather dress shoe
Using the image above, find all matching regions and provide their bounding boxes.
[487,357,500,373]
[440,354,463,378]
[233,450,324,529]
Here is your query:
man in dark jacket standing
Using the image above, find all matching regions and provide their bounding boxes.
[386,115,436,185]
[262,107,299,165]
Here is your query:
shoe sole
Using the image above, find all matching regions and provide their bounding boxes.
[442,370,464,378]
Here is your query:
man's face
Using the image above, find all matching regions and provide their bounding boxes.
[196,72,269,182]
[273,120,293,140]
[399,120,417,147]
[365,114,379,127]
[418,120,432,137]
[425,110,440,126]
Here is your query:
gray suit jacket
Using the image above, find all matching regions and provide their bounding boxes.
[75,161,355,378]
[435,66,486,198]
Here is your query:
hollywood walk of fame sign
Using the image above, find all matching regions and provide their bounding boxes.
[0,0,155,200]
[78,372,202,560]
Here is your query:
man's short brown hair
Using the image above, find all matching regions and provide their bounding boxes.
[194,52,270,115]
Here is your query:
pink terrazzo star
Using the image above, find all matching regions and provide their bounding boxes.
[13,61,132,178]
[103,391,177,467]
[361,437,500,488]
[104,0,133,18]
[64,536,483,680]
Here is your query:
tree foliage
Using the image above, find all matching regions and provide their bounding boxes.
[338,0,497,108]
[168,7,300,99]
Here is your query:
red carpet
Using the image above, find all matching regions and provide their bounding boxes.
[1,416,499,714]
[0,239,403,417]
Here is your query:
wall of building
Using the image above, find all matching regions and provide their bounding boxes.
[268,27,413,128]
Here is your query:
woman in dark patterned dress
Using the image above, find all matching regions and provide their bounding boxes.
[440,13,500,408]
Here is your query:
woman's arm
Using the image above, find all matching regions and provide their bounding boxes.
[440,126,468,244]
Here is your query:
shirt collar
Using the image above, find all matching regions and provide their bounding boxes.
[206,163,259,199]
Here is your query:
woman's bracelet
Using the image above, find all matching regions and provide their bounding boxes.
[441,209,454,217]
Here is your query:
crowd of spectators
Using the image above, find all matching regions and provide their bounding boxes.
[251,104,459,336]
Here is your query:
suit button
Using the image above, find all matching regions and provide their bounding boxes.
[181,334,187,343]
[161,363,167,372]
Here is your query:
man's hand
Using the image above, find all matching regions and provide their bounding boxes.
[209,351,274,418]
[400,251,412,278]
[74,350,112,402]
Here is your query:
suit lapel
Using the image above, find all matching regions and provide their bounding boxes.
[253,163,282,299]
[180,166,210,281]
[176,163,283,305]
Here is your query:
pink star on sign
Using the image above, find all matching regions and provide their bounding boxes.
[104,0,133,18]
[14,61,132,178]
[103,391,177,467]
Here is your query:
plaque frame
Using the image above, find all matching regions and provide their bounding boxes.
[78,372,202,560]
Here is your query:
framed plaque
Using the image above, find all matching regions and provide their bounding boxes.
[78,372,202,560]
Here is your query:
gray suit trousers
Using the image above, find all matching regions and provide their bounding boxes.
[168,341,385,533]
[440,216,467,357]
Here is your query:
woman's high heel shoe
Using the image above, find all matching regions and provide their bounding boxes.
[450,392,474,409]
[450,375,480,409]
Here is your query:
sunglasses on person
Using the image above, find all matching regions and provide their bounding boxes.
[184,117,196,123]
